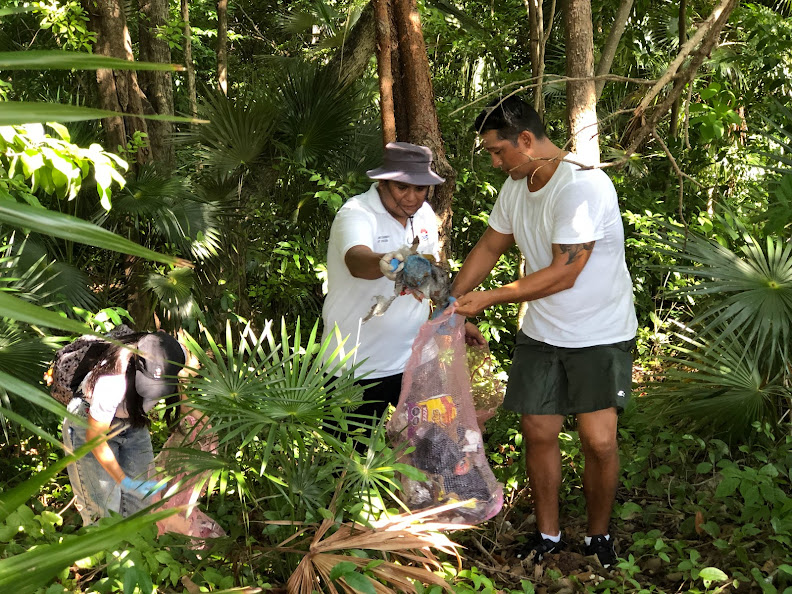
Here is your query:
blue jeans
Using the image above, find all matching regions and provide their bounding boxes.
[62,399,155,525]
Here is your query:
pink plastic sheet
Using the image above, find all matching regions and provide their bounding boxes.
[152,416,225,541]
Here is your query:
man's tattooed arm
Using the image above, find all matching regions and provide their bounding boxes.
[559,242,595,265]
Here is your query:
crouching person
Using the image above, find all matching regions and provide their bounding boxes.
[61,331,187,525]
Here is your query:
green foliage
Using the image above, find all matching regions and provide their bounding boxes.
[646,212,792,438]
[616,418,791,591]
[688,83,743,145]
[0,124,126,207]
[34,0,95,51]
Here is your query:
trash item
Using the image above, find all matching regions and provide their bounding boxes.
[364,240,452,322]
[152,415,225,543]
[387,305,503,524]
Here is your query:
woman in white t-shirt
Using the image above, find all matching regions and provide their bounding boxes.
[62,332,186,525]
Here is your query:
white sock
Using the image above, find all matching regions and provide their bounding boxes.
[585,534,610,546]
[541,531,561,543]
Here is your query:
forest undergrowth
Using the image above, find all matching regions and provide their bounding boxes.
[3,396,790,594]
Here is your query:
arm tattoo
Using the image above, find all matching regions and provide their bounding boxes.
[559,242,595,265]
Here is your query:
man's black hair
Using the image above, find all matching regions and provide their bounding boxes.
[474,95,547,144]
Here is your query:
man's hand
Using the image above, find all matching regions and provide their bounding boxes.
[455,290,494,317]
[464,321,486,346]
[120,477,166,499]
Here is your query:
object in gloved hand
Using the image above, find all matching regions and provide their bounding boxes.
[121,476,166,499]
[365,241,452,322]
[379,241,416,280]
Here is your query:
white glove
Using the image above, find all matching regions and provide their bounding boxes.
[378,245,413,280]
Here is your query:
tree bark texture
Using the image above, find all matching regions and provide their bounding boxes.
[217,0,228,95]
[623,0,738,157]
[181,0,198,118]
[374,0,397,144]
[390,0,456,256]
[82,0,151,167]
[563,0,600,164]
[594,0,634,99]
[138,0,174,168]
[525,0,545,115]
[327,2,377,89]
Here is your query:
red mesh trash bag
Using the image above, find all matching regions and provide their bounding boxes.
[386,305,503,524]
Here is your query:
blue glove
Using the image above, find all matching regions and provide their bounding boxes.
[431,296,457,320]
[120,476,165,499]
[435,297,459,335]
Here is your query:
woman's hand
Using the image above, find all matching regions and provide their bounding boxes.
[120,477,166,498]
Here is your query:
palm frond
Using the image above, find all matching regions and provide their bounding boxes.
[179,89,276,174]
[272,62,363,167]
[0,325,53,384]
[282,503,468,594]
[145,267,197,320]
[646,328,788,438]
[655,215,792,365]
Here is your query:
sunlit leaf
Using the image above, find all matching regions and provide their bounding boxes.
[0,200,188,266]
[0,50,184,71]
[0,102,207,126]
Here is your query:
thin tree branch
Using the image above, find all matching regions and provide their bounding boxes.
[652,128,702,228]
[449,74,657,116]
[634,0,736,116]
[622,0,738,159]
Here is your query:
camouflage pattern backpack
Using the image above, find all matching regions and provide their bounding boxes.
[48,325,136,405]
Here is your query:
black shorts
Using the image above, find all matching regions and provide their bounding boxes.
[503,333,634,416]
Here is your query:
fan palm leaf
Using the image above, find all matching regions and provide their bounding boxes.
[647,328,788,438]
[144,266,197,322]
[112,166,223,261]
[655,215,792,366]
[177,321,417,531]
[282,502,468,594]
[272,62,363,167]
[181,320,363,447]
[180,90,276,175]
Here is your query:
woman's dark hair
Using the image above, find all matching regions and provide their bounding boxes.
[83,332,181,429]
[474,95,547,144]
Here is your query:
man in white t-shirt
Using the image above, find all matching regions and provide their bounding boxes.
[321,142,445,422]
[452,96,638,568]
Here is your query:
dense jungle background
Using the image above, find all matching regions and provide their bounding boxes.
[1,0,791,591]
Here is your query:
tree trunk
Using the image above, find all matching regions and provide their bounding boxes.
[182,0,198,118]
[138,0,174,168]
[327,2,377,88]
[563,0,600,164]
[669,0,687,137]
[391,0,455,256]
[374,0,397,144]
[217,0,228,95]
[525,0,545,115]
[594,0,634,99]
[82,0,151,167]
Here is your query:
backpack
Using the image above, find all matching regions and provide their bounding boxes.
[49,325,136,405]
